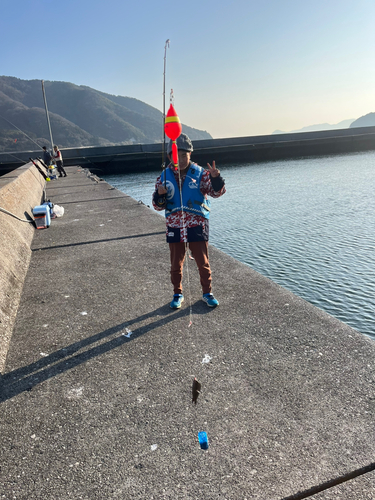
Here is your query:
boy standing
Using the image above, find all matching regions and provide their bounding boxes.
[152,133,226,308]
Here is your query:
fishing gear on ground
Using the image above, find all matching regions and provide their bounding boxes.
[29,158,50,181]
[32,200,64,229]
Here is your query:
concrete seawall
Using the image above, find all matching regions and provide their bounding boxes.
[2,125,375,175]
[0,161,46,373]
[1,166,374,498]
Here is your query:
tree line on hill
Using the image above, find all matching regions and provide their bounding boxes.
[0,76,212,152]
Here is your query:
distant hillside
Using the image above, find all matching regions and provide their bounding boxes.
[349,112,375,128]
[0,76,212,152]
[273,118,355,135]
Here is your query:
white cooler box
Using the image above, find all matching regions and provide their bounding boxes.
[33,204,51,229]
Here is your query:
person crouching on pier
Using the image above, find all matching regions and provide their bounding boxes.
[152,133,226,309]
[53,145,67,177]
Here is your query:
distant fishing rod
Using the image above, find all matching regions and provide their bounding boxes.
[0,151,48,174]
[162,39,170,188]
[0,113,43,151]
[3,152,28,164]
[41,80,54,151]
[0,150,49,182]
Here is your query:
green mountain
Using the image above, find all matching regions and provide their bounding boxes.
[0,76,212,152]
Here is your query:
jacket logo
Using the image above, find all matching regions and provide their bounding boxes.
[188,178,198,189]
[165,180,175,200]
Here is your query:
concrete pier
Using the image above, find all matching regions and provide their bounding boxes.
[1,166,374,499]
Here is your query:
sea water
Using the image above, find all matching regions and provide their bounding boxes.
[103,150,375,340]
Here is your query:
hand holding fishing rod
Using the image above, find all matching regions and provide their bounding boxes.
[157,184,168,195]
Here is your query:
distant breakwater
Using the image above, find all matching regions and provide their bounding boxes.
[1,125,375,176]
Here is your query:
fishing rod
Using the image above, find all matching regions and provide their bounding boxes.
[41,80,54,151]
[29,158,49,181]
[162,39,170,188]
[3,152,29,164]
[1,152,48,177]
[0,113,44,151]
[1,152,46,177]
[36,157,49,169]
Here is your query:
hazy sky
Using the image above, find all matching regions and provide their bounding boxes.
[2,0,375,138]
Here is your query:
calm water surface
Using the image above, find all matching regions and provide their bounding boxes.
[104,151,375,340]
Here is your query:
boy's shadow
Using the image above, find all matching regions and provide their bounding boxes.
[0,300,213,403]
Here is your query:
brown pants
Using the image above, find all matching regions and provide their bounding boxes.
[169,241,212,295]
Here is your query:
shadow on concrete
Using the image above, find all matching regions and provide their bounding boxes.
[57,197,128,204]
[0,301,213,403]
[44,188,100,195]
[31,231,165,251]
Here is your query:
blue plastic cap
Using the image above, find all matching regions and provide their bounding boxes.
[198,431,209,450]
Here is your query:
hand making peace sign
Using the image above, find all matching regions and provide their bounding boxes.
[207,160,220,178]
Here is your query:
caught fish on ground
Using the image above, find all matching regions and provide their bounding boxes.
[192,377,201,404]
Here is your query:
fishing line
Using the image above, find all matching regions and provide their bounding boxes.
[3,152,29,164]
[41,80,55,150]
[169,89,193,328]
[0,113,43,151]
[178,176,193,328]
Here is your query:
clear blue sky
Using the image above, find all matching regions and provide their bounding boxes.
[2,0,375,138]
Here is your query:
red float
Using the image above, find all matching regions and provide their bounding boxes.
[164,104,182,169]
